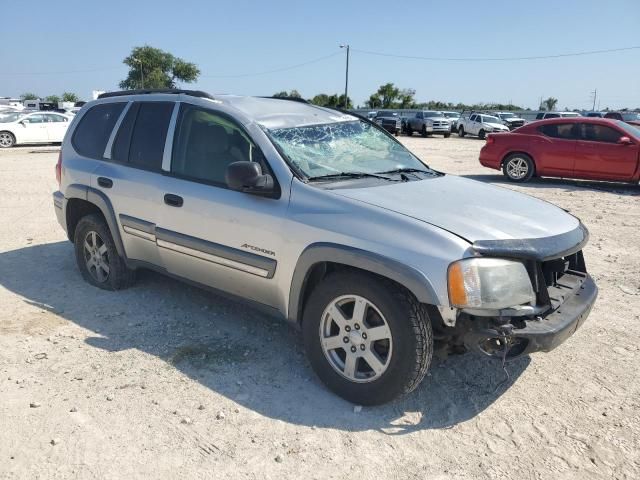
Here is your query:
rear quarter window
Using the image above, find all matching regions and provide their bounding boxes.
[72,103,126,159]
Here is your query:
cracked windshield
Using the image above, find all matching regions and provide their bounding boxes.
[269,119,428,178]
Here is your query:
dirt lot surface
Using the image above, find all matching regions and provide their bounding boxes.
[1,138,639,479]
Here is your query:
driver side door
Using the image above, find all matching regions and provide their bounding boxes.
[18,113,49,143]
[157,103,289,308]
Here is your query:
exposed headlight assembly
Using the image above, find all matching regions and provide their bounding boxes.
[447,258,535,309]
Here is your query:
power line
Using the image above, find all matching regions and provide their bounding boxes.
[199,51,342,78]
[351,45,640,62]
[0,66,122,76]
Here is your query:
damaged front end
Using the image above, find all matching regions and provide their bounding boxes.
[438,224,598,361]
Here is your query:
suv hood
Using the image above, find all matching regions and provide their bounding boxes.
[334,175,579,242]
[484,122,509,130]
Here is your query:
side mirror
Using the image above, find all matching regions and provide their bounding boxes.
[618,136,633,145]
[19,120,26,126]
[226,161,274,194]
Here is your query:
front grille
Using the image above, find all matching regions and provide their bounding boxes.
[528,251,587,311]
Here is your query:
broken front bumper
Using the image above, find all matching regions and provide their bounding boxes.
[463,273,597,358]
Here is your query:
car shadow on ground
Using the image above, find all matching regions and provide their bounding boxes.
[463,173,640,195]
[0,241,530,434]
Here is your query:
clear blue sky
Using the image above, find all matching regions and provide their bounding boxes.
[2,0,639,109]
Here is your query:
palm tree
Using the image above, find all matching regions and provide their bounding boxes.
[543,97,558,112]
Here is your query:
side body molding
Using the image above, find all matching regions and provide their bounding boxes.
[288,243,439,324]
[65,183,127,259]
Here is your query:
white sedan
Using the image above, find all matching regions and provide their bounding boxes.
[0,111,72,148]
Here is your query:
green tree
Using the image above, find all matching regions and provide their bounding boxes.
[61,92,80,102]
[119,45,200,90]
[273,89,302,99]
[364,93,382,108]
[310,93,352,109]
[376,83,400,108]
[20,93,39,100]
[397,88,416,108]
[45,95,61,104]
[543,97,558,111]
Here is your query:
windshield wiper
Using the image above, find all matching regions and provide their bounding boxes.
[376,167,435,176]
[306,171,399,182]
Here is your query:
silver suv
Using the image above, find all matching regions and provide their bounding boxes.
[53,90,598,405]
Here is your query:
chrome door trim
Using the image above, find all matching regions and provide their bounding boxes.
[162,102,181,172]
[155,227,277,278]
[103,101,132,159]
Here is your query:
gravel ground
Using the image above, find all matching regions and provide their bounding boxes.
[0,138,639,479]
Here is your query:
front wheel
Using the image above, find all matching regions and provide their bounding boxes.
[406,125,413,136]
[444,133,451,138]
[0,131,16,148]
[478,129,486,140]
[503,153,535,182]
[302,271,433,405]
[421,125,428,137]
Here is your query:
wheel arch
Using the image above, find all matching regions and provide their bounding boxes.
[64,184,126,258]
[288,243,439,325]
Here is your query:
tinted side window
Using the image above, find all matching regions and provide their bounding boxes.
[580,124,622,143]
[545,113,560,119]
[128,102,173,170]
[536,113,544,120]
[539,123,577,140]
[171,104,262,186]
[111,103,139,163]
[72,103,126,159]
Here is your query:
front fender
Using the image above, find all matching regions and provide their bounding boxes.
[287,242,439,324]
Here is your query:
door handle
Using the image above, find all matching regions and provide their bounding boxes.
[164,193,183,207]
[97,177,113,188]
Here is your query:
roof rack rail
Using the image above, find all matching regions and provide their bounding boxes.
[262,96,310,104]
[98,89,215,99]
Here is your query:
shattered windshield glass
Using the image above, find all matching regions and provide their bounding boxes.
[269,120,429,179]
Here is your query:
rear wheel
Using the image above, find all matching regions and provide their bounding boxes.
[0,131,15,148]
[503,153,535,182]
[302,271,433,405]
[74,214,136,290]
[458,126,465,137]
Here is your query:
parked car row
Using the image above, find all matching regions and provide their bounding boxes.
[479,117,640,184]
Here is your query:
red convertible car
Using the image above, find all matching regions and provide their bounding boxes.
[479,117,640,183]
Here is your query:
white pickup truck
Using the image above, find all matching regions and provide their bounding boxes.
[457,113,510,139]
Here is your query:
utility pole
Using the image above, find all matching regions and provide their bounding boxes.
[134,58,144,89]
[340,44,350,109]
[590,89,597,111]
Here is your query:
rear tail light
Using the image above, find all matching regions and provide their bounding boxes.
[485,135,495,144]
[55,150,62,187]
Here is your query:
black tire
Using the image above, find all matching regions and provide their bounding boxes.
[394,129,399,136]
[478,129,486,140]
[406,125,413,136]
[0,131,16,148]
[502,153,535,183]
[302,271,433,405]
[444,133,451,138]
[421,125,428,138]
[74,213,136,290]
[458,126,465,137]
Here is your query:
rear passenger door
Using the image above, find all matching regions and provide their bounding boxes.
[90,100,176,267]
[156,103,288,308]
[534,123,578,176]
[43,113,70,142]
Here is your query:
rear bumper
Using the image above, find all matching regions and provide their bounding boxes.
[479,150,500,169]
[53,191,67,234]
[464,274,597,356]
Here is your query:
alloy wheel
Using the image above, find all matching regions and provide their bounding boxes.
[83,231,110,283]
[319,294,393,383]
[0,132,14,148]
[506,157,529,180]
